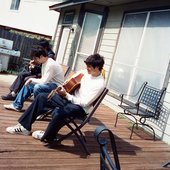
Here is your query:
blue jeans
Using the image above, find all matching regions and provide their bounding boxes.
[33,83,57,97]
[13,83,58,110]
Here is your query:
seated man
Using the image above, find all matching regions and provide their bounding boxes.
[6,54,105,142]
[39,38,55,60]
[4,45,64,112]
[1,39,55,101]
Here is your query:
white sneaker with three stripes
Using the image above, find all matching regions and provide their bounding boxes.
[6,124,31,135]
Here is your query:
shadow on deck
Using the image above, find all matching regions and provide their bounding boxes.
[0,77,170,170]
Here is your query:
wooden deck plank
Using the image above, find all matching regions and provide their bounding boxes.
[0,78,170,170]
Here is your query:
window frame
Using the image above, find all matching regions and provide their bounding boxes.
[108,9,170,96]
[72,11,103,71]
[10,0,20,11]
[62,11,75,25]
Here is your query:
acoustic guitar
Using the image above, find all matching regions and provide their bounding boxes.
[48,73,84,99]
[63,73,84,93]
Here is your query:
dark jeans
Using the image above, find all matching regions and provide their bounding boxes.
[10,71,39,94]
[18,93,86,141]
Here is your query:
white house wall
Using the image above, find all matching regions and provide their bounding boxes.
[0,0,59,38]
[53,0,170,144]
[98,0,170,144]
[53,6,81,65]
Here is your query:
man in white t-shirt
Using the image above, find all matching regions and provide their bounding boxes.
[6,54,105,142]
[1,39,55,101]
[4,45,64,111]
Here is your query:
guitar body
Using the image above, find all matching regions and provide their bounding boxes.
[63,73,84,93]
[48,73,84,100]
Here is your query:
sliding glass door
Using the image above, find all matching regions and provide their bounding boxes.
[73,12,102,71]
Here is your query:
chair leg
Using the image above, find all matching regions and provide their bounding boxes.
[130,122,138,139]
[72,120,86,143]
[162,160,170,167]
[68,120,89,155]
[114,112,122,127]
[74,130,90,155]
[56,121,90,155]
[144,123,156,140]
[130,121,156,140]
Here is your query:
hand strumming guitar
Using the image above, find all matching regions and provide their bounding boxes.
[47,73,84,100]
[56,86,67,97]
[48,86,66,100]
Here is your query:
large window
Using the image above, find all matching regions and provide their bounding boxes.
[10,0,20,10]
[73,12,102,71]
[108,10,170,96]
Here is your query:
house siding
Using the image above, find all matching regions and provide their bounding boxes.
[53,6,81,66]
[99,1,170,144]
[53,0,170,144]
[98,8,123,81]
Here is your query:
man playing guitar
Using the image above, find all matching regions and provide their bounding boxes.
[6,54,105,142]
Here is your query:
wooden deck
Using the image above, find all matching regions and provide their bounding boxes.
[0,79,170,170]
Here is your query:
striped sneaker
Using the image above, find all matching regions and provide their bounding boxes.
[6,124,31,135]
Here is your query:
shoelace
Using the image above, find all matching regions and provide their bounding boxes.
[37,131,44,137]
[33,131,44,140]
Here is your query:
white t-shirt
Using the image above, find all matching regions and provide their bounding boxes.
[30,58,64,85]
[65,70,105,112]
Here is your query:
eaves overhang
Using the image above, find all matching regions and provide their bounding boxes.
[49,0,145,11]
[49,0,94,11]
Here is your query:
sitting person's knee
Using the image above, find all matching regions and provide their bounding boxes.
[34,93,49,102]
[33,84,42,96]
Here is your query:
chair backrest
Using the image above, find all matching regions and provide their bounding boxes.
[136,81,148,102]
[94,125,121,170]
[61,64,70,77]
[139,85,166,119]
[65,70,76,80]
[120,82,148,106]
[79,88,108,128]
[87,88,109,121]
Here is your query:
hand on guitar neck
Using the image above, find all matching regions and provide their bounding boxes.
[48,73,84,100]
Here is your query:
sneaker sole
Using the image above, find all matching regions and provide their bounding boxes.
[6,129,31,136]
[4,105,21,112]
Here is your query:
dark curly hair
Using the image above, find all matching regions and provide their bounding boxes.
[84,53,104,71]
[30,45,47,59]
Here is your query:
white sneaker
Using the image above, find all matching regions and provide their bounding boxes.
[32,130,45,140]
[6,124,31,135]
[4,104,21,112]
